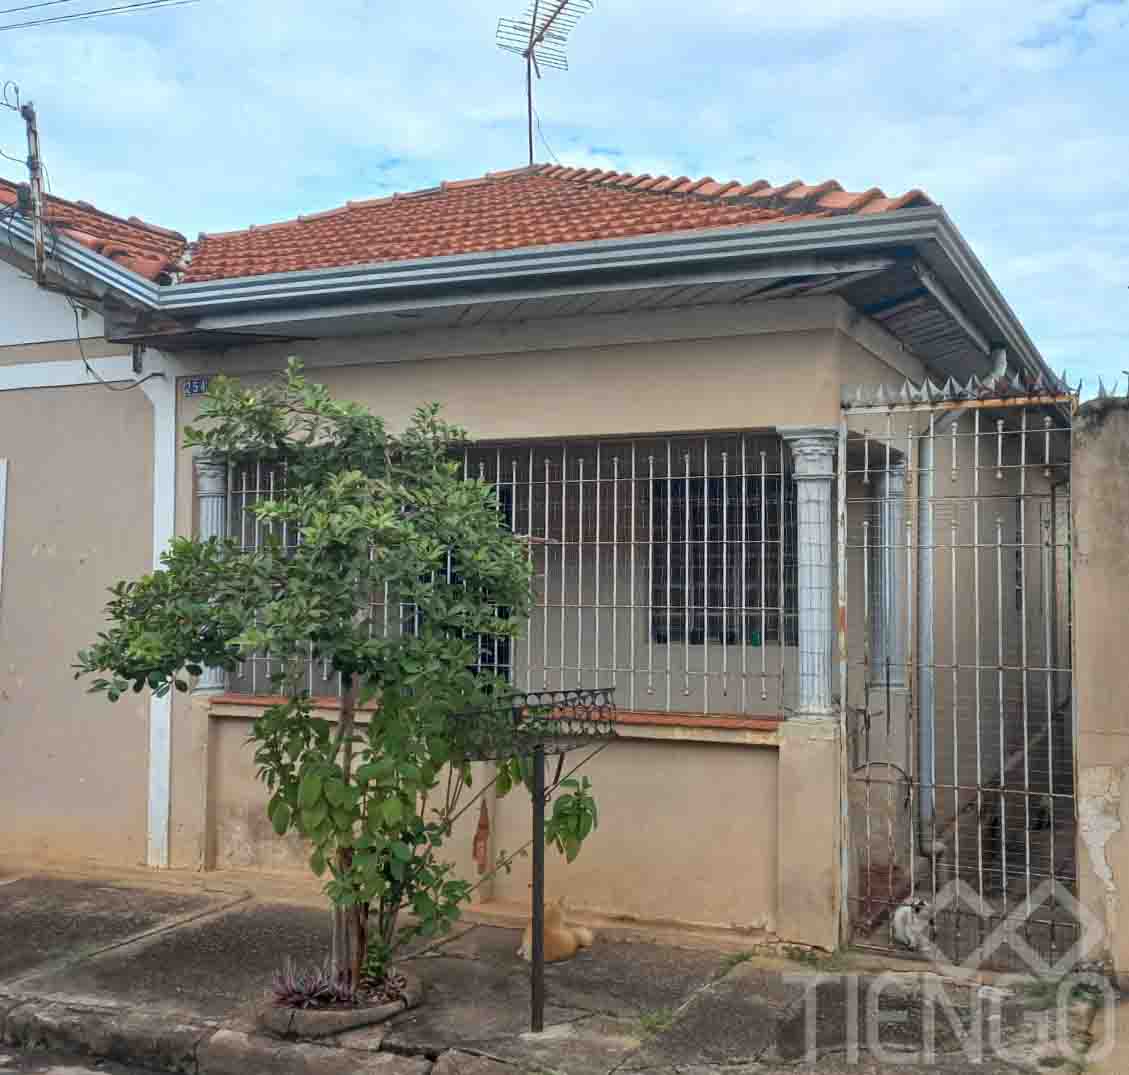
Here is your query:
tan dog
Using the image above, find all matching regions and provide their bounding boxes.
[518,897,595,963]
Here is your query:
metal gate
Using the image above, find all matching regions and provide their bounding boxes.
[839,376,1078,971]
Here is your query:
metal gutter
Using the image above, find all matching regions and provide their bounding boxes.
[191,255,896,334]
[29,200,1057,385]
[3,213,162,307]
[158,209,940,312]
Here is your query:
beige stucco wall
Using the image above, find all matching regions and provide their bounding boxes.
[196,703,488,881]
[0,382,153,865]
[196,713,781,931]
[160,304,925,940]
[1073,398,1129,981]
[0,295,922,944]
[490,737,779,931]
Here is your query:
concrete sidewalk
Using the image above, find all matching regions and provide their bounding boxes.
[0,864,1114,1074]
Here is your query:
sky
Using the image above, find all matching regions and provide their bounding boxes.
[0,0,1126,393]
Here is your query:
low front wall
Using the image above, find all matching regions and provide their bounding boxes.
[176,697,788,938]
[490,735,780,932]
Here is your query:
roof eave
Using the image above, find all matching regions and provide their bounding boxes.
[43,204,1054,386]
[160,208,943,312]
[926,207,1051,385]
[5,212,162,308]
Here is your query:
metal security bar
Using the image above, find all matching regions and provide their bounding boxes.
[226,434,800,717]
[462,436,797,717]
[841,383,1077,971]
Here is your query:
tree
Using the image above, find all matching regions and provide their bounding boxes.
[76,360,597,995]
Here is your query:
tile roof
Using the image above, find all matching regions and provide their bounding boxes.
[182,164,932,284]
[0,164,932,287]
[0,177,188,282]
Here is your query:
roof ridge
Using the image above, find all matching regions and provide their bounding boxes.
[185,162,931,248]
[526,162,931,215]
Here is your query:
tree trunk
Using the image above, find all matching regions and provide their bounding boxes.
[330,680,368,990]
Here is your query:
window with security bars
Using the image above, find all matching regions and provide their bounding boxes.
[463,434,799,716]
[371,486,515,685]
[224,459,514,694]
[226,434,800,715]
[650,473,796,646]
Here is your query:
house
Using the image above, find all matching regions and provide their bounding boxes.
[0,164,1098,962]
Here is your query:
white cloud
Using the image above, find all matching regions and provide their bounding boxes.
[0,0,1124,389]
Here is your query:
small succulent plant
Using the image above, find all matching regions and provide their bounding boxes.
[271,958,356,1009]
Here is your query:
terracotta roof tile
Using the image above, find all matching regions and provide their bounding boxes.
[0,177,187,282]
[179,165,931,284]
[1,164,933,287]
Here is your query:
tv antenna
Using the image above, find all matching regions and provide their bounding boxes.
[496,0,594,166]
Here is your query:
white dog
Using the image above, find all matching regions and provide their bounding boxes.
[891,898,932,951]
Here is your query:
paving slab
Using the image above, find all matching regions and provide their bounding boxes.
[475,1015,644,1075]
[384,951,585,1054]
[18,902,329,1018]
[432,1052,512,1075]
[0,878,219,983]
[543,936,723,1018]
[772,973,1007,1062]
[625,965,802,1069]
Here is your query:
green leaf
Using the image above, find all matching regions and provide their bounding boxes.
[382,798,403,825]
[356,758,396,785]
[301,800,328,831]
[268,800,291,836]
[310,848,326,876]
[495,765,512,798]
[391,840,412,862]
[298,770,323,809]
[331,808,353,830]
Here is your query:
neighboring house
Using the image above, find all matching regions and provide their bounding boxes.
[0,164,1089,960]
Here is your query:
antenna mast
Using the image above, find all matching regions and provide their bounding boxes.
[496,0,593,165]
[21,101,45,285]
[0,83,45,285]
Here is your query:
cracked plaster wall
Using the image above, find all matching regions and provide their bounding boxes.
[1073,398,1129,981]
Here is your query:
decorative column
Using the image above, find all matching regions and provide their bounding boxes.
[193,447,227,692]
[781,427,837,719]
[874,461,907,687]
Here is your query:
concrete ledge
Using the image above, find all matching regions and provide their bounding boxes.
[210,696,782,748]
[0,992,432,1075]
[199,1028,430,1075]
[0,994,216,1073]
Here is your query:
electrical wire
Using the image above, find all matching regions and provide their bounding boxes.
[0,201,19,249]
[68,296,159,392]
[2,108,156,391]
[532,106,561,165]
[0,0,92,14]
[0,0,197,31]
